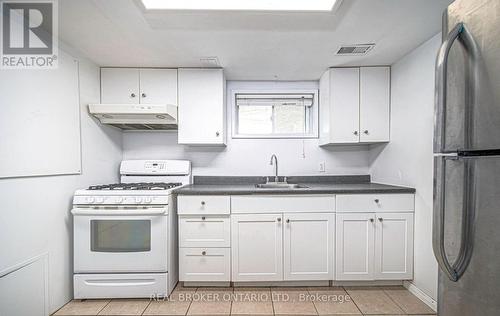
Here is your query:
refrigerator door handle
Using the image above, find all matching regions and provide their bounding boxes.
[433,156,459,281]
[433,156,477,282]
[434,22,480,153]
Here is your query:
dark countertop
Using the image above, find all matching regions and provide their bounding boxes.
[174,175,415,195]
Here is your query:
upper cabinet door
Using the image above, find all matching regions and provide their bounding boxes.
[335,213,375,281]
[231,213,283,282]
[178,69,225,145]
[100,68,139,104]
[374,212,414,280]
[283,213,334,281]
[139,69,178,105]
[320,68,360,144]
[359,67,390,142]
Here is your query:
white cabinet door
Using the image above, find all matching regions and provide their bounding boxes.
[283,213,334,281]
[100,68,139,104]
[374,213,414,280]
[359,67,390,142]
[328,68,360,143]
[139,69,178,105]
[178,68,225,145]
[335,213,375,280]
[231,214,283,281]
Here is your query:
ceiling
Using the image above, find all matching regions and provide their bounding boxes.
[58,0,452,80]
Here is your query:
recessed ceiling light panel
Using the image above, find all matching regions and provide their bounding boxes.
[141,0,341,12]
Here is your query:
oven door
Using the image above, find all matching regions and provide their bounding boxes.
[72,208,168,273]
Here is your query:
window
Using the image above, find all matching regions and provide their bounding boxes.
[233,91,318,138]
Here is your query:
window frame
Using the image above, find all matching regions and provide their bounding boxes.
[231,89,319,139]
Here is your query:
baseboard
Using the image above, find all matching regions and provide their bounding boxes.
[183,281,230,287]
[233,281,329,287]
[403,281,437,312]
[333,280,403,287]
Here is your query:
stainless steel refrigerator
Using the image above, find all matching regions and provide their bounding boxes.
[433,0,500,315]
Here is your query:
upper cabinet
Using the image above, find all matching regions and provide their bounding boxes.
[100,68,178,105]
[319,67,390,145]
[178,68,226,145]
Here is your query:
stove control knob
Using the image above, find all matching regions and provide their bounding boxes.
[135,197,143,203]
[144,197,152,204]
[116,197,123,203]
[95,197,104,204]
[86,197,95,203]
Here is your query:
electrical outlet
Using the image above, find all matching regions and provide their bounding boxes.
[319,162,326,173]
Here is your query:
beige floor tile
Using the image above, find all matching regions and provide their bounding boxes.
[231,288,273,315]
[384,288,436,315]
[187,288,232,315]
[54,299,110,315]
[143,299,191,315]
[98,299,150,315]
[345,288,404,315]
[187,301,232,315]
[308,288,361,315]
[271,288,317,315]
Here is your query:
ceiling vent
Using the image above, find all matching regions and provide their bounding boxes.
[336,44,375,55]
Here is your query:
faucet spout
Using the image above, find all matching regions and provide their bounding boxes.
[269,154,278,182]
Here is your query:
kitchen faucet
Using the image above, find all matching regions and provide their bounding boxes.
[269,154,279,183]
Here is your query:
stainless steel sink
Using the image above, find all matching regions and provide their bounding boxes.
[255,183,308,189]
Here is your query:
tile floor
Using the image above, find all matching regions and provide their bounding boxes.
[53,285,436,315]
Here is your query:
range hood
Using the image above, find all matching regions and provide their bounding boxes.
[88,104,178,131]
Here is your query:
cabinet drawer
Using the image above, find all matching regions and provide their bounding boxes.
[179,248,230,282]
[178,195,230,215]
[231,195,335,214]
[336,194,414,212]
[179,216,230,247]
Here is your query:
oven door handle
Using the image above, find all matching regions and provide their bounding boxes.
[71,208,167,216]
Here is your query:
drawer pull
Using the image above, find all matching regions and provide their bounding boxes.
[201,201,206,206]
[286,219,290,223]
[374,199,380,203]
[201,251,206,256]
[378,217,383,222]
[369,218,374,223]
[201,216,206,220]
[277,218,282,222]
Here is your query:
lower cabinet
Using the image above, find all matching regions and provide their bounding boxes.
[336,212,414,281]
[284,213,334,281]
[231,212,335,282]
[231,214,283,281]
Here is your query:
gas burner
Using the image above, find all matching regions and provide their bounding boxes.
[88,182,182,191]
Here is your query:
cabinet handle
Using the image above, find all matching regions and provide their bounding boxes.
[201,201,206,206]
[201,251,206,256]
[374,199,380,203]
[353,131,359,136]
[277,218,282,222]
[378,217,383,222]
[130,93,136,98]
[286,219,290,223]
[216,131,220,137]
[141,93,146,98]
[364,130,369,135]
[201,216,206,220]
[369,218,374,223]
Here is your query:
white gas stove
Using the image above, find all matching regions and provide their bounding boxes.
[71,160,191,299]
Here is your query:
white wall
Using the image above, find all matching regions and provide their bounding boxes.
[369,34,441,300]
[123,81,370,176]
[0,45,122,313]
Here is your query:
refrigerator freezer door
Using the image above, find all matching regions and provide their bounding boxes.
[436,155,500,315]
[438,0,500,153]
